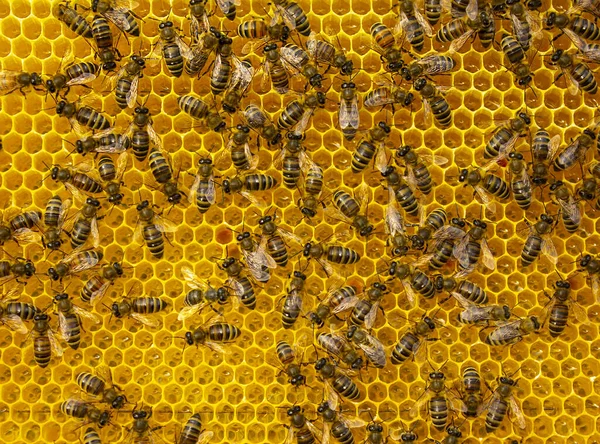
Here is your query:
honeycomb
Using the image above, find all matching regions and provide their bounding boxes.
[1,0,600,442]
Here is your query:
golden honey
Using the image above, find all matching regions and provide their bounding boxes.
[0,0,600,443]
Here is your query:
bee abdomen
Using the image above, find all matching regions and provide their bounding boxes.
[326,246,360,264]
[132,297,168,314]
[549,303,569,337]
[429,396,449,429]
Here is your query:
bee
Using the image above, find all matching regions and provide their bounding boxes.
[134,200,177,259]
[452,218,495,276]
[302,238,361,277]
[0,70,44,95]
[409,364,455,429]
[29,313,63,368]
[91,14,120,71]
[484,372,526,432]
[521,213,558,267]
[222,173,278,204]
[60,399,112,428]
[436,11,495,52]
[222,58,255,113]
[425,0,443,24]
[257,211,301,267]
[501,34,534,88]
[53,2,93,38]
[545,12,600,42]
[177,413,213,444]
[49,164,104,199]
[54,292,101,349]
[339,81,359,140]
[552,127,596,172]
[217,257,257,309]
[0,257,37,285]
[224,125,257,172]
[484,315,540,345]
[408,207,448,251]
[433,274,488,305]
[0,210,41,246]
[550,180,581,233]
[281,271,306,329]
[45,58,100,98]
[351,121,391,173]
[507,152,532,210]
[317,401,366,444]
[76,366,127,409]
[42,195,71,252]
[122,106,161,162]
[178,95,227,132]
[346,325,387,368]
[389,424,419,442]
[275,341,307,387]
[278,92,326,134]
[332,185,375,236]
[542,278,587,338]
[507,0,543,52]
[458,164,511,213]
[450,0,479,19]
[388,261,435,307]
[414,78,452,128]
[210,35,234,95]
[579,253,600,300]
[382,189,411,257]
[178,266,233,320]
[349,282,389,328]
[244,104,282,146]
[70,197,101,249]
[401,55,456,82]
[97,155,119,183]
[531,129,560,186]
[285,405,320,444]
[413,215,467,270]
[363,82,415,112]
[238,18,290,54]
[125,408,161,443]
[56,100,112,134]
[459,366,485,418]
[394,0,434,52]
[363,421,387,444]
[381,165,421,219]
[396,145,449,195]
[314,357,361,402]
[391,313,438,364]
[114,55,146,109]
[112,296,168,328]
[148,148,173,185]
[153,21,193,78]
[271,0,311,36]
[306,33,354,76]
[574,0,600,19]
[99,152,128,209]
[185,27,221,77]
[308,284,359,328]
[484,111,531,160]
[183,317,241,353]
[92,0,140,36]
[261,43,290,93]
[0,286,37,334]
[370,22,405,73]
[236,231,276,283]
[317,331,364,369]
[449,292,511,325]
[83,428,102,444]
[48,249,103,282]
[72,132,131,157]
[298,163,325,219]
[550,49,597,95]
[274,132,312,190]
[81,262,124,305]
[189,157,216,215]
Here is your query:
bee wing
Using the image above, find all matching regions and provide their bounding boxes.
[204,340,229,355]
[177,303,205,321]
[593,275,600,303]
[452,235,470,269]
[90,217,100,248]
[2,315,28,335]
[227,277,246,301]
[273,146,287,170]
[571,299,589,323]
[274,4,297,31]
[559,196,581,225]
[67,72,97,86]
[509,395,527,429]
[240,191,267,208]
[244,251,271,282]
[291,109,313,136]
[364,300,380,329]
[181,266,207,290]
[451,291,475,309]
[277,227,302,245]
[414,8,434,36]
[104,9,135,33]
[481,238,496,271]
[498,133,520,161]
[422,97,433,128]
[64,182,86,205]
[69,117,87,136]
[414,252,435,267]
[286,423,296,444]
[57,198,73,228]
[259,62,272,91]
[433,225,465,241]
[339,94,360,131]
[402,279,417,308]
[125,76,139,108]
[565,70,581,96]
[197,431,214,444]
[466,0,478,20]
[305,419,324,443]
[474,185,496,214]
[453,265,475,279]
[449,29,475,54]
[409,389,430,417]
[72,305,101,324]
[541,235,558,264]
[375,144,389,173]
[134,223,143,244]
[130,312,161,329]
[154,215,178,233]
[176,36,194,60]
[71,254,101,273]
[280,46,305,71]
[385,200,406,237]
[324,380,340,411]
[48,329,64,357]
[58,311,71,342]
[146,122,162,149]
[357,332,387,368]
[330,294,359,314]
[12,228,42,245]
[89,280,111,306]
[342,415,367,429]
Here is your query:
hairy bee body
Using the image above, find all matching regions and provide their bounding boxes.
[54,3,93,38]
[91,14,113,50]
[483,173,511,199]
[425,0,442,24]
[148,149,173,184]
[83,427,101,444]
[429,239,455,270]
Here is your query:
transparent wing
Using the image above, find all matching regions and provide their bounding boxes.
[130,312,161,328]
[177,304,205,321]
[277,227,302,245]
[571,299,589,323]
[2,315,28,335]
[244,249,272,282]
[364,300,380,329]
[58,311,72,342]
[286,423,295,444]
[592,275,600,303]
[433,225,465,241]
[188,173,201,206]
[422,97,433,128]
[182,266,207,291]
[451,291,475,309]
[375,144,389,173]
[509,395,527,429]
[57,198,73,228]
[198,431,214,444]
[66,72,97,86]
[89,281,111,306]
[402,279,417,308]
[339,95,359,130]
[559,196,581,226]
[104,9,134,33]
[90,217,100,248]
[466,0,478,20]
[203,340,228,354]
[474,185,496,214]
[176,35,194,60]
[449,29,474,54]
[481,238,495,271]
[274,4,298,32]
[48,329,64,357]
[409,389,430,417]
[280,45,307,71]
[414,8,434,36]
[64,182,86,204]
[315,257,335,277]
[541,235,558,264]
[341,414,367,429]
[305,419,324,444]
[146,122,162,149]
[154,214,178,233]
[291,109,313,136]
[72,305,101,324]
[385,200,405,237]
[357,332,387,368]
[126,76,139,108]
[12,228,42,245]
[453,235,471,269]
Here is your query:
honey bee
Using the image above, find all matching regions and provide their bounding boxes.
[0,70,44,95]
[153,21,193,78]
[260,44,290,93]
[545,11,600,43]
[550,180,581,233]
[450,292,511,325]
[484,111,531,160]
[413,215,467,270]
[370,22,405,73]
[339,81,359,140]
[185,27,221,77]
[351,121,391,173]
[225,125,257,172]
[501,34,534,88]
[349,282,389,328]
[302,236,361,277]
[60,399,112,428]
[56,99,112,134]
[53,2,93,38]
[76,365,127,409]
[222,58,255,113]
[134,200,177,259]
[178,265,233,320]
[409,364,458,429]
[71,132,131,157]
[389,423,419,442]
[271,0,311,36]
[210,34,234,95]
[91,0,140,36]
[307,284,359,328]
[408,207,448,251]
[217,257,257,309]
[114,55,146,109]
[238,18,290,55]
[579,253,600,300]
[484,315,540,345]
[520,213,558,267]
[550,49,597,96]
[0,209,41,246]
[281,270,306,328]
[346,325,386,368]
[317,400,366,444]
[541,277,587,338]
[189,156,216,215]
[381,165,420,218]
[112,296,168,328]
[148,148,174,185]
[331,184,375,237]
[81,262,124,305]
[414,78,452,128]
[235,230,276,283]
[54,292,101,349]
[178,413,214,444]
[90,13,120,71]
[298,163,325,220]
[178,95,227,132]
[49,164,104,201]
[0,286,38,335]
[307,33,354,76]
[285,405,320,444]
[363,79,414,112]
[507,152,532,210]
[189,0,211,42]
[401,55,456,82]
[436,11,495,52]
[383,189,411,257]
[278,91,326,132]
[48,249,103,282]
[450,0,479,19]
[552,127,596,172]
[99,152,128,209]
[391,313,439,364]
[433,274,488,305]
[275,340,307,387]
[452,218,495,277]
[183,316,241,353]
[125,408,162,443]
[280,43,324,88]
[122,106,161,162]
[70,197,101,249]
[458,163,511,213]
[459,365,485,418]
[29,313,63,368]
[531,128,560,186]
[394,0,434,52]
[244,104,282,146]
[0,257,37,285]
[315,357,361,402]
[387,261,435,307]
[317,331,364,369]
[396,145,449,195]
[45,59,99,98]
[507,0,542,51]
[258,211,301,267]
[484,372,527,432]
[42,195,71,253]
[222,173,278,205]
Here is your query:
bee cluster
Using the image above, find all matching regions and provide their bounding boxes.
[1,0,600,442]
